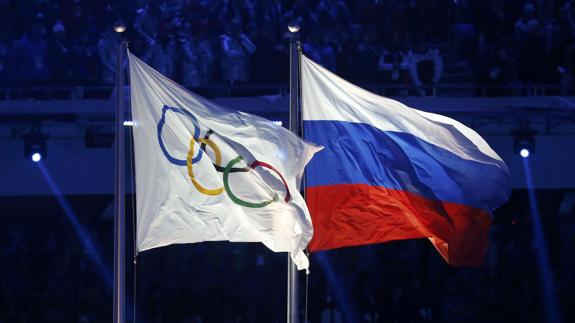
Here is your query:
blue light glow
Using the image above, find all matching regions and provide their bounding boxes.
[31,152,42,162]
[520,148,530,158]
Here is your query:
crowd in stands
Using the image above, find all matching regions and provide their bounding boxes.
[1,0,575,96]
[1,190,574,322]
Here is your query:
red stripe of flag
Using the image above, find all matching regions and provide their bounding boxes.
[307,184,491,267]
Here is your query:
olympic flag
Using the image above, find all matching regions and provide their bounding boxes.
[301,55,510,266]
[128,52,321,270]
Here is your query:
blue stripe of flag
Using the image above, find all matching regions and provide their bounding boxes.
[304,120,509,211]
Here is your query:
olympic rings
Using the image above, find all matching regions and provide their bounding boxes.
[248,160,291,204]
[157,104,292,208]
[200,130,250,173]
[158,105,202,166]
[187,137,224,196]
[223,156,279,208]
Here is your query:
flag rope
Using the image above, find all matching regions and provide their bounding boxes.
[304,250,310,323]
[126,58,138,323]
[129,114,138,323]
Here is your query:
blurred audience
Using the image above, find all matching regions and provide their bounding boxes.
[219,19,256,84]
[406,36,443,96]
[0,0,574,94]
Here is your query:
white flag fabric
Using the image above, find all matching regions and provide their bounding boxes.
[128,52,321,270]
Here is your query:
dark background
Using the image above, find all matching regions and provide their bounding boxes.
[1,0,575,322]
[1,190,574,322]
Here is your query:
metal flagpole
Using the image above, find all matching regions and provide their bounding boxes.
[287,23,301,323]
[113,20,127,323]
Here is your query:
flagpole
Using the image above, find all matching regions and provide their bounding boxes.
[113,20,127,323]
[287,23,301,323]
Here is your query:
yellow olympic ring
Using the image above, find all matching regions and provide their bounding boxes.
[187,137,224,195]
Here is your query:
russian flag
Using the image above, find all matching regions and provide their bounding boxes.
[301,55,511,266]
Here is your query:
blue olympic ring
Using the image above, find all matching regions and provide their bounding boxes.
[157,105,203,166]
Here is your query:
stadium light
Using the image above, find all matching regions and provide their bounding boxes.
[513,127,536,159]
[520,148,530,158]
[31,152,42,163]
[25,140,47,162]
[24,131,48,162]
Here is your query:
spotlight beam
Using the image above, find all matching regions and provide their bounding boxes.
[37,162,112,286]
[37,163,137,320]
[522,159,562,323]
[315,252,357,322]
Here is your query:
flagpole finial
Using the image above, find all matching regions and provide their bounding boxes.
[114,19,127,33]
[288,23,301,34]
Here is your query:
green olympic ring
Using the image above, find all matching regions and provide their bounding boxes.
[223,156,294,208]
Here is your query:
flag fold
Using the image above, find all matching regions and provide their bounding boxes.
[301,55,510,266]
[129,52,321,270]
